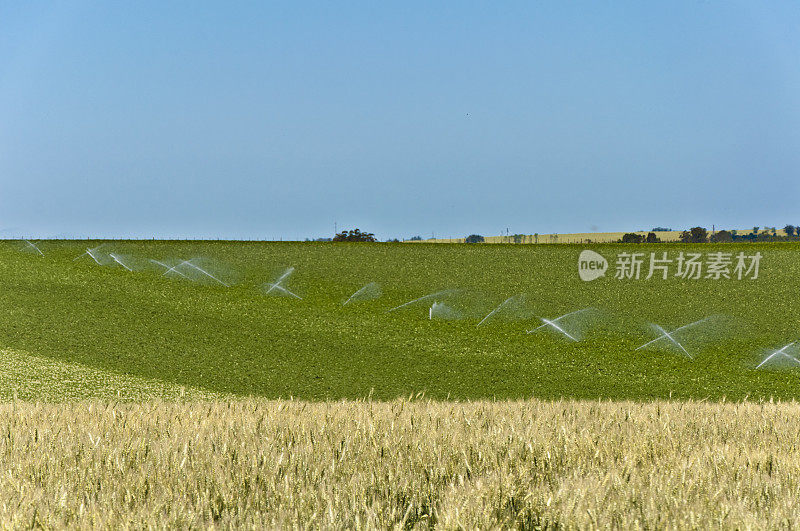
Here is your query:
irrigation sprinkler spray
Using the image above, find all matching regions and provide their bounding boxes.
[266,267,294,295]
[526,308,593,341]
[86,248,102,265]
[756,341,800,369]
[387,290,455,312]
[263,282,302,299]
[263,267,300,298]
[342,282,381,306]
[74,246,105,265]
[541,318,577,341]
[477,296,519,327]
[150,259,190,279]
[109,253,133,272]
[651,324,692,359]
[635,318,710,353]
[161,260,191,277]
[428,301,460,320]
[24,240,44,256]
[184,260,229,287]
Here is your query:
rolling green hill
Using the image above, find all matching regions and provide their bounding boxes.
[1,240,798,400]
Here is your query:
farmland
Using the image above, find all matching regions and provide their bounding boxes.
[5,398,800,528]
[1,240,799,401]
[3,239,800,527]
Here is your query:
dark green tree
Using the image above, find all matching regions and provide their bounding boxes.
[332,229,377,242]
[679,227,708,243]
[710,230,733,243]
[620,233,644,243]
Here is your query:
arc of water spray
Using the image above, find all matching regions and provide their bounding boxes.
[387,290,454,312]
[540,318,578,341]
[86,248,101,265]
[342,283,373,306]
[162,260,191,277]
[150,259,189,279]
[635,317,710,351]
[264,282,302,299]
[24,240,44,256]
[74,247,102,265]
[342,284,369,306]
[477,296,516,327]
[109,253,133,272]
[184,261,229,287]
[266,267,295,295]
[756,341,800,369]
[526,308,590,339]
[652,324,692,359]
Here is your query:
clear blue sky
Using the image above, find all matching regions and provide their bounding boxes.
[2,1,799,240]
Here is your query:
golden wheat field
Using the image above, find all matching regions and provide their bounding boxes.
[2,398,800,528]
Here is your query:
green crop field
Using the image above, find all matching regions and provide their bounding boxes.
[1,240,799,401]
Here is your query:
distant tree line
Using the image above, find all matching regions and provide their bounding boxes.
[618,232,662,243]
[318,225,800,244]
[675,226,800,243]
[614,225,800,244]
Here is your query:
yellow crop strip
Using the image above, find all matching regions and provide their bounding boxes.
[2,398,800,527]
